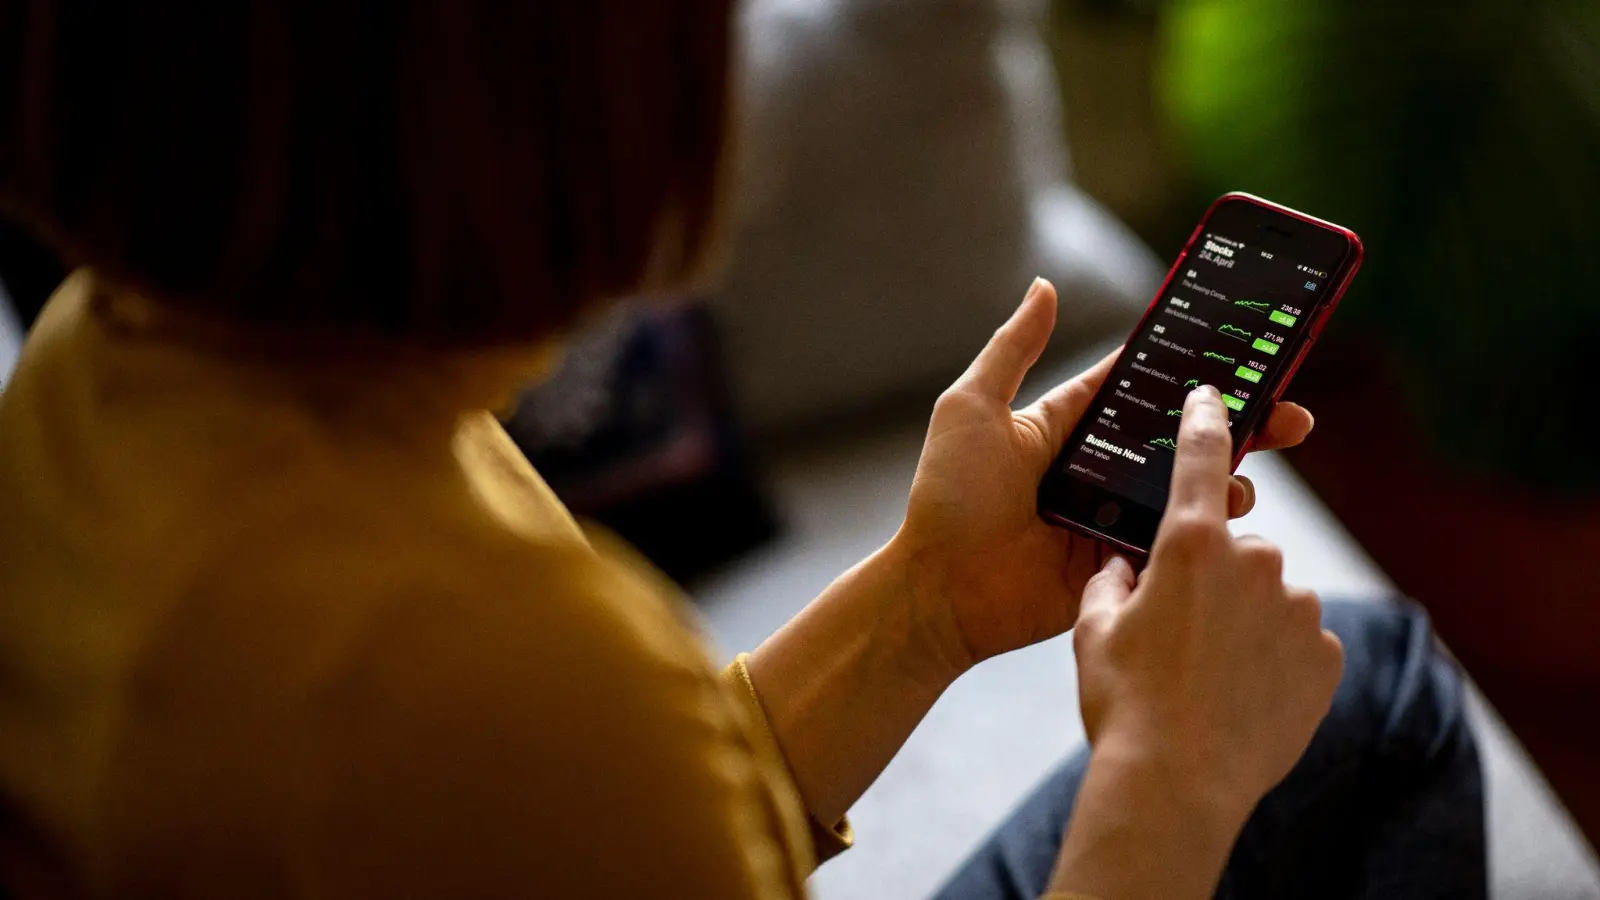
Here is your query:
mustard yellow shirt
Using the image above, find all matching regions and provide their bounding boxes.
[0,272,848,898]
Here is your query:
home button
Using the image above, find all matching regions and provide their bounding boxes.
[1094,501,1121,527]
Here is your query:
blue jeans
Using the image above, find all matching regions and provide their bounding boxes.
[933,600,1486,900]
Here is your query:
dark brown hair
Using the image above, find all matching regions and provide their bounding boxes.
[0,1,733,347]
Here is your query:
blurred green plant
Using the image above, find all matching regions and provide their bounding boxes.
[1160,0,1600,493]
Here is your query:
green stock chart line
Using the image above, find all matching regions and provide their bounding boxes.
[1203,351,1236,363]
[1150,437,1179,450]
[1233,299,1271,313]
[1218,324,1252,341]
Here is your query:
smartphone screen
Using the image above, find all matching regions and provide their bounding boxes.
[1038,194,1361,555]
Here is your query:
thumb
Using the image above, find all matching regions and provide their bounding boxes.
[951,278,1057,404]
[1077,555,1135,632]
[1015,345,1120,467]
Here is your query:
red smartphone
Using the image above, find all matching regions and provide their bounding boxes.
[1037,193,1363,557]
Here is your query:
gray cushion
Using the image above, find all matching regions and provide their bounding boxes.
[715,0,1160,433]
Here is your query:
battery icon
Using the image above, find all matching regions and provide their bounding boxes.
[1251,337,1279,355]
[1222,394,1246,412]
[1234,366,1262,384]
[1269,310,1298,327]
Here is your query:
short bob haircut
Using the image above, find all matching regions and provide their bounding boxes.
[0,1,733,348]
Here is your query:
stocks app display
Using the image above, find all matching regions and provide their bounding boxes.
[1057,223,1339,514]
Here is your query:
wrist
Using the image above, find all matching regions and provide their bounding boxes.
[1051,740,1252,899]
[1088,733,1256,831]
[743,543,967,824]
[874,535,974,688]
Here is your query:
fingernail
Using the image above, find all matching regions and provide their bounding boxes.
[1188,383,1219,399]
[1026,276,1048,299]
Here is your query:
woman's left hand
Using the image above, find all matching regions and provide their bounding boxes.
[887,278,1316,677]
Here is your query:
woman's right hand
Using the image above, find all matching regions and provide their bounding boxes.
[1051,385,1345,899]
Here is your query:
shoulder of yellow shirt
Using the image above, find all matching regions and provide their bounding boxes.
[259,530,819,897]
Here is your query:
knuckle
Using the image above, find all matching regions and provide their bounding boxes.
[1318,631,1347,683]
[1071,619,1091,651]
[1160,513,1227,558]
[1180,418,1231,450]
[1072,611,1106,651]
[1056,380,1094,413]
[1236,538,1284,579]
[1286,584,1321,608]
[1284,588,1323,629]
[933,388,981,418]
[986,326,1031,363]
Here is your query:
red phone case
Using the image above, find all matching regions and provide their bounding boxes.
[1042,192,1364,558]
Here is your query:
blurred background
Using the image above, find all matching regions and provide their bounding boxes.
[3,0,1599,896]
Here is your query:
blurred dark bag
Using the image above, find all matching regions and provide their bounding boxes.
[503,301,777,586]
